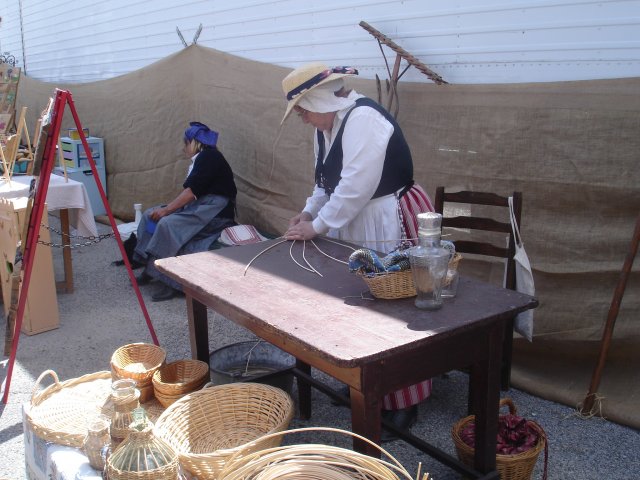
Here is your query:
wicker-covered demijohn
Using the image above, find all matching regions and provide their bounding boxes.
[153,382,294,480]
[107,407,179,480]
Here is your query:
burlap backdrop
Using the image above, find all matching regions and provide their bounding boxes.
[16,45,640,428]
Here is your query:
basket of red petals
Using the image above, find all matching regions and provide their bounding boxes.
[451,398,548,480]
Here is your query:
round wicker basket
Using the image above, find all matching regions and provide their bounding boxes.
[25,370,112,448]
[219,427,419,480]
[358,270,416,299]
[152,359,210,396]
[153,382,294,480]
[451,398,547,480]
[111,343,166,385]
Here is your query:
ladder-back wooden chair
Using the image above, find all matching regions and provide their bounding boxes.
[434,187,523,390]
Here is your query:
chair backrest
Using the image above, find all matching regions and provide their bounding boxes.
[434,187,522,290]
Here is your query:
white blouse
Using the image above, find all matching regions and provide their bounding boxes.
[303,91,401,253]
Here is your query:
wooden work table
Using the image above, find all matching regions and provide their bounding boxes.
[156,237,537,478]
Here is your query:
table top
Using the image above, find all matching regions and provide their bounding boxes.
[156,238,537,368]
[0,173,98,236]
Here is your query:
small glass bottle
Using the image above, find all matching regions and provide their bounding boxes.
[83,415,111,471]
[133,203,142,226]
[410,212,450,309]
[109,379,140,447]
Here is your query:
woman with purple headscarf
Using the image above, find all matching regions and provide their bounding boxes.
[134,122,237,301]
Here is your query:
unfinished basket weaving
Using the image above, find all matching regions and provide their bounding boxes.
[153,382,294,480]
[451,398,547,480]
[25,370,113,448]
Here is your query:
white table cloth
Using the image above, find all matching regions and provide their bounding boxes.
[0,174,98,237]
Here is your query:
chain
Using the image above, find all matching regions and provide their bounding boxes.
[36,222,115,249]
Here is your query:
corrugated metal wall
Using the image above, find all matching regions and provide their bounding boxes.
[1,0,640,84]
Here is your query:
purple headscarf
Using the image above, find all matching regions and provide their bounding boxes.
[184,121,219,147]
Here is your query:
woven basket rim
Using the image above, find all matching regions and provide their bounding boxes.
[451,398,547,466]
[152,359,209,388]
[154,382,295,474]
[26,370,113,448]
[111,342,167,381]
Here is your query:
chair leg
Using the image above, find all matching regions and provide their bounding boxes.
[500,318,515,390]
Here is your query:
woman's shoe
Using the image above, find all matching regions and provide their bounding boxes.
[151,284,179,302]
[135,272,152,285]
[381,405,418,443]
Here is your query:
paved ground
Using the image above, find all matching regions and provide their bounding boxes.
[1,216,638,479]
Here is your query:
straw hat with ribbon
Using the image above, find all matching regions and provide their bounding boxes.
[281,63,358,124]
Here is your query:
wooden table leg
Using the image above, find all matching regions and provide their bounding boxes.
[186,294,210,362]
[296,359,312,419]
[56,208,73,294]
[469,321,504,474]
[350,387,382,456]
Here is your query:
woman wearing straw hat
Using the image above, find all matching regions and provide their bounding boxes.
[134,121,237,301]
[281,63,433,440]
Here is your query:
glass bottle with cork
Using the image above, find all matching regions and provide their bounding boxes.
[409,213,450,309]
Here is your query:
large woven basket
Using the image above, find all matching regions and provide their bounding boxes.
[219,426,418,480]
[154,382,294,480]
[25,370,113,448]
[451,398,547,480]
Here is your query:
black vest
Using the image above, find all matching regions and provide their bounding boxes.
[315,97,413,198]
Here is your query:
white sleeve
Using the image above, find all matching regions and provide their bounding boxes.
[312,107,394,234]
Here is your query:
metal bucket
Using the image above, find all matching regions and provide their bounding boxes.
[209,341,295,393]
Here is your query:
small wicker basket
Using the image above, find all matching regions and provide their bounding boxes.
[111,343,166,384]
[153,359,210,396]
[111,343,166,402]
[154,382,294,480]
[359,269,416,299]
[451,398,547,480]
[359,252,463,300]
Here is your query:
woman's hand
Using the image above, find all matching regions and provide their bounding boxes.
[150,206,169,222]
[289,211,313,227]
[284,220,317,241]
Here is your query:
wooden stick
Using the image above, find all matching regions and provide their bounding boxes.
[581,214,640,414]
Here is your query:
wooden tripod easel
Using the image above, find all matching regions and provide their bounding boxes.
[2,89,160,404]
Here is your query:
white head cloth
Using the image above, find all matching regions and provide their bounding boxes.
[296,79,355,113]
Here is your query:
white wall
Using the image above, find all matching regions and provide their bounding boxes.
[1,0,639,84]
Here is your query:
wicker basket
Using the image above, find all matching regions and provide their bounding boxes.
[219,426,417,480]
[154,382,294,479]
[358,269,416,299]
[111,343,166,385]
[451,398,547,480]
[358,252,463,300]
[153,359,210,396]
[25,370,113,448]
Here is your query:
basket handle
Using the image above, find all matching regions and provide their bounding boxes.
[499,397,517,416]
[31,370,60,404]
[219,426,414,480]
